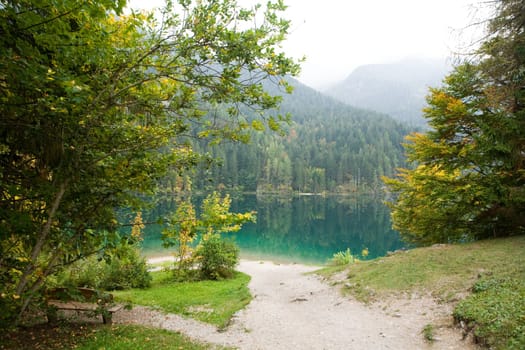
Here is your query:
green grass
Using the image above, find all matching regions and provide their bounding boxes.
[318,235,525,349]
[318,236,525,301]
[422,324,435,342]
[453,278,525,350]
[74,324,221,350]
[3,270,249,349]
[113,270,252,329]
[1,323,225,350]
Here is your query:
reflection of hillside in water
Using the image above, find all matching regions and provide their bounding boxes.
[226,195,405,264]
[132,194,405,264]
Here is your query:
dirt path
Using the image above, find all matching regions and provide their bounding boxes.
[115,260,476,349]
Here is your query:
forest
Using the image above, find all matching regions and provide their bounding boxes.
[188,79,413,194]
[1,1,524,345]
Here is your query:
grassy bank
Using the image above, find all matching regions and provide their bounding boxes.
[113,270,252,329]
[2,269,250,349]
[320,235,525,349]
[2,324,227,350]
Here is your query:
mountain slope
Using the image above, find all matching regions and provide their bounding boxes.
[190,77,413,193]
[325,58,451,126]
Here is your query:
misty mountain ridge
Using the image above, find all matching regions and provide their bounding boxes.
[325,58,452,126]
[264,75,407,127]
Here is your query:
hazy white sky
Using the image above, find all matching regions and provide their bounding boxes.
[282,0,480,88]
[129,0,482,88]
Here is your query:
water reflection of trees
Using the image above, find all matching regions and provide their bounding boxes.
[256,197,293,237]
[234,195,404,262]
[138,195,405,263]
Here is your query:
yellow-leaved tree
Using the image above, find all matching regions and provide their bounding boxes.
[162,192,256,280]
[384,0,525,245]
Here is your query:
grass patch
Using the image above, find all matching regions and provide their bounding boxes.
[319,236,525,302]
[113,271,252,328]
[313,264,347,276]
[453,278,525,349]
[2,269,248,349]
[319,235,525,348]
[1,323,224,350]
[74,324,221,350]
[422,324,434,342]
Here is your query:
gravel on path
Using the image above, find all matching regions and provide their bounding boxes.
[114,260,477,350]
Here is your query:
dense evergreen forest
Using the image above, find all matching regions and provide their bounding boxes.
[189,78,414,193]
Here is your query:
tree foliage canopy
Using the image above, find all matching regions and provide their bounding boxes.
[0,0,299,324]
[384,0,525,245]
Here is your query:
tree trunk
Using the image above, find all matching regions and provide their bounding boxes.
[14,181,68,321]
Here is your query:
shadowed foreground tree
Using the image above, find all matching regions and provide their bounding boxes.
[0,0,299,325]
[384,0,525,245]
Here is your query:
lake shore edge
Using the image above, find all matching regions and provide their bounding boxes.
[146,252,328,267]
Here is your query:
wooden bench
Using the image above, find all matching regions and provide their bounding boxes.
[46,287,123,324]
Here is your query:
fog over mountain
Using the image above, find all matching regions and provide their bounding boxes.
[324,58,452,126]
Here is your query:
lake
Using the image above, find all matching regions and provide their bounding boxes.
[136,194,405,265]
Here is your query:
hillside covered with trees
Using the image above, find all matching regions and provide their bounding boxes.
[190,79,413,194]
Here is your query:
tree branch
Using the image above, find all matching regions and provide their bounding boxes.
[15,180,68,296]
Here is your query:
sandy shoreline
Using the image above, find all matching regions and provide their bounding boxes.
[118,257,476,349]
[146,255,177,264]
[146,254,324,268]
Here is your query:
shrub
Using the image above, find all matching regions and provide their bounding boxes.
[330,248,355,265]
[100,243,152,290]
[0,286,22,329]
[171,265,200,282]
[194,234,239,280]
[57,255,105,289]
[57,242,151,291]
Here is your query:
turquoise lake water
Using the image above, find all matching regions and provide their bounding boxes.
[135,194,405,265]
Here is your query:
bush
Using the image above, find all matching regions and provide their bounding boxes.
[194,234,239,280]
[57,242,151,291]
[330,248,355,265]
[100,243,152,290]
[57,255,105,289]
[171,266,200,282]
[0,287,22,329]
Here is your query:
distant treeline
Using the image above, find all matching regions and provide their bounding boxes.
[168,79,415,194]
